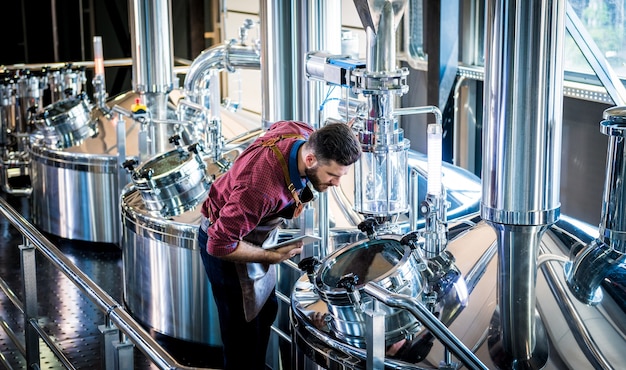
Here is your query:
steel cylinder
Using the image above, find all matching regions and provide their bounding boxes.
[599,106,626,252]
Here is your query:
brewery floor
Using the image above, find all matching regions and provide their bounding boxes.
[0,188,223,369]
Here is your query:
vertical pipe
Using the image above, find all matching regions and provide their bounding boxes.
[482,0,565,366]
[51,0,59,62]
[260,0,295,128]
[129,0,174,94]
[129,0,174,154]
[299,0,342,126]
[599,107,626,252]
[79,0,86,61]
[305,1,341,251]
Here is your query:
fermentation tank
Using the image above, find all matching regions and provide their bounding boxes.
[120,137,248,344]
[30,92,141,243]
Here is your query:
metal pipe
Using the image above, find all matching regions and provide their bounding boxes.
[0,168,32,196]
[183,43,260,106]
[566,106,626,304]
[482,0,565,365]
[51,0,59,62]
[128,0,175,155]
[410,168,419,230]
[297,0,342,125]
[2,58,134,71]
[598,107,626,252]
[543,247,614,369]
[363,283,488,370]
[29,319,75,369]
[260,0,296,128]
[129,0,174,94]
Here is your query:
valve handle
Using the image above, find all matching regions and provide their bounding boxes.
[358,217,378,237]
[139,168,154,180]
[400,231,421,250]
[297,256,320,275]
[169,134,181,146]
[122,159,138,172]
[337,273,359,292]
[187,143,199,154]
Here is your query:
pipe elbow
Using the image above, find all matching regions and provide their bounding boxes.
[183,43,261,102]
[564,238,625,305]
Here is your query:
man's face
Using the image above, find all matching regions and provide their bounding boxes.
[305,159,351,192]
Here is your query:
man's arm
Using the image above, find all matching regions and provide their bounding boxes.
[219,239,303,264]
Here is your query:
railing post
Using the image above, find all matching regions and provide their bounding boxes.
[99,323,120,370]
[113,334,135,369]
[100,321,134,370]
[20,242,40,368]
[365,300,386,370]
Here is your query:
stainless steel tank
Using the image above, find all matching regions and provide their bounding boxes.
[120,125,258,344]
[30,91,141,243]
[121,187,220,344]
[290,214,626,369]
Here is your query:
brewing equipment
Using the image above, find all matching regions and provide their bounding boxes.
[2,0,624,369]
[120,144,242,345]
[30,92,139,243]
[300,236,426,349]
[118,3,266,342]
[289,0,626,369]
[32,94,98,150]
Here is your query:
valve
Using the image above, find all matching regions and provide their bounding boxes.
[400,231,421,250]
[337,273,362,308]
[337,273,359,292]
[122,159,138,172]
[139,168,154,181]
[168,134,182,147]
[298,256,320,285]
[358,217,379,239]
[131,98,147,114]
[187,142,202,154]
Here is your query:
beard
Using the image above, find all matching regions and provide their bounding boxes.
[305,165,331,192]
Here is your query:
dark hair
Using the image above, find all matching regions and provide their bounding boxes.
[308,123,361,166]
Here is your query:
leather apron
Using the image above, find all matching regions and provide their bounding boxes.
[235,134,309,322]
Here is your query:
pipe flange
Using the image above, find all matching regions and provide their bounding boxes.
[350,67,409,95]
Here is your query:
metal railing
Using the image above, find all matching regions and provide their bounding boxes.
[0,195,214,370]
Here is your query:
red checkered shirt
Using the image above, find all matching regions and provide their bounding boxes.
[201,121,314,256]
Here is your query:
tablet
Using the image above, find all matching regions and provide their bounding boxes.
[263,234,322,250]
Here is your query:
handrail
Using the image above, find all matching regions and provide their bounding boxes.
[363,283,489,370]
[0,196,214,370]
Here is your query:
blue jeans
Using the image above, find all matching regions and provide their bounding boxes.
[198,227,278,370]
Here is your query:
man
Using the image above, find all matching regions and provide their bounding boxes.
[197,120,361,369]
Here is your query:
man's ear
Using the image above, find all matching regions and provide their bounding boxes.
[305,153,317,167]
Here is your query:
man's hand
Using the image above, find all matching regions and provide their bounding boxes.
[271,241,303,263]
[218,239,303,264]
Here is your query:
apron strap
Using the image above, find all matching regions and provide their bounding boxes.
[259,134,305,217]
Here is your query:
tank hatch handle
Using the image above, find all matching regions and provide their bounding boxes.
[122,159,138,173]
[358,217,379,239]
[298,256,320,285]
[400,231,421,250]
[337,273,362,308]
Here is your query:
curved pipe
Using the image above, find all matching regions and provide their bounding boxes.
[565,239,625,304]
[183,42,261,104]
[566,107,626,305]
[363,283,488,370]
